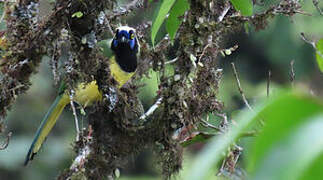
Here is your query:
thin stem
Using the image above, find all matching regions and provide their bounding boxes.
[70,90,80,142]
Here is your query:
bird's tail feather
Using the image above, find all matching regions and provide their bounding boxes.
[24,94,68,165]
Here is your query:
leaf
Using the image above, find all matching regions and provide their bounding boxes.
[247,94,323,172]
[315,38,323,72]
[166,0,190,42]
[72,11,83,18]
[181,133,214,147]
[185,97,261,180]
[299,152,323,180]
[151,0,176,47]
[230,0,253,16]
[186,91,323,180]
[251,115,323,180]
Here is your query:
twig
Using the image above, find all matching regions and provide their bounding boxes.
[231,62,252,111]
[106,20,115,36]
[217,158,227,176]
[8,84,25,91]
[267,70,271,98]
[139,97,163,120]
[0,3,6,24]
[217,1,230,22]
[201,119,223,132]
[70,90,80,142]
[231,63,266,126]
[290,60,295,87]
[165,57,178,65]
[300,32,316,48]
[154,35,171,52]
[299,33,323,66]
[230,145,243,172]
[293,10,312,16]
[70,145,91,170]
[216,113,228,130]
[198,43,213,62]
[217,144,243,176]
[51,41,60,85]
[108,0,142,19]
[313,0,323,15]
[0,132,12,150]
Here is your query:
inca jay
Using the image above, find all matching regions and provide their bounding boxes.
[24,26,140,165]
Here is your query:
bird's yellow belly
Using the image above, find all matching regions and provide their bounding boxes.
[72,81,102,107]
[62,57,134,107]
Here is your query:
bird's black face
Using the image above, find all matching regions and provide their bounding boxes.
[110,26,139,73]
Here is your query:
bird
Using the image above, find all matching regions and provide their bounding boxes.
[24,26,140,165]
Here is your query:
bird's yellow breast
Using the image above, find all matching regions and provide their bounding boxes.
[109,56,135,88]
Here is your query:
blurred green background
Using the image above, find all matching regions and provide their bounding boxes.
[1,0,323,179]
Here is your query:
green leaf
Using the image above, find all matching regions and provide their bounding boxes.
[166,0,190,42]
[251,115,323,180]
[185,96,262,180]
[72,11,83,18]
[299,152,323,180]
[315,38,323,72]
[230,0,253,16]
[181,133,214,147]
[247,94,323,172]
[151,0,176,47]
[186,91,323,180]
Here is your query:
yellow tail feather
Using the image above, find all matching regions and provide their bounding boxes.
[24,94,69,165]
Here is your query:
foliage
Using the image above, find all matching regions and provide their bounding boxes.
[230,0,253,16]
[166,0,190,42]
[187,91,323,180]
[151,0,176,46]
[151,0,189,46]
[316,38,323,72]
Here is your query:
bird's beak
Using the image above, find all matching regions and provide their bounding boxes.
[120,36,127,43]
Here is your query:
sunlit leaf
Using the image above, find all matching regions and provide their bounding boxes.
[315,38,323,72]
[230,0,253,16]
[166,0,190,42]
[151,0,176,47]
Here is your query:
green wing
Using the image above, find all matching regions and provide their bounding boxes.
[98,39,113,58]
